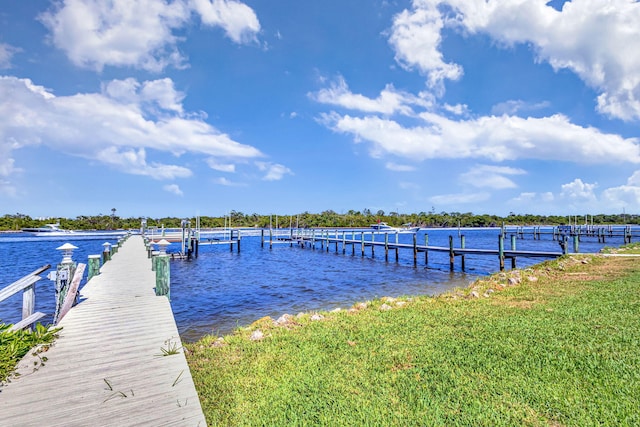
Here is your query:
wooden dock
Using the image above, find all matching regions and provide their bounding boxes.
[0,235,206,426]
[287,230,565,271]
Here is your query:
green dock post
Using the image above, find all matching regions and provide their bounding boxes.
[573,235,579,253]
[371,232,375,257]
[88,255,101,281]
[460,234,466,271]
[155,255,170,299]
[499,234,505,271]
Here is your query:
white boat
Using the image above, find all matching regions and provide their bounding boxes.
[400,223,421,232]
[21,223,73,235]
[370,222,397,231]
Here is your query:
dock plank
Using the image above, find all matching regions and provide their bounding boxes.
[0,235,206,427]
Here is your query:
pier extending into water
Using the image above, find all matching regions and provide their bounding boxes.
[0,235,206,426]
[270,229,583,271]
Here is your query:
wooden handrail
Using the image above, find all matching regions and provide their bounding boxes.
[0,264,51,330]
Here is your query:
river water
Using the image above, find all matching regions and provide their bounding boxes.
[0,227,624,342]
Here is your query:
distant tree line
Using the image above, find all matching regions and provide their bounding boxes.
[1,210,638,231]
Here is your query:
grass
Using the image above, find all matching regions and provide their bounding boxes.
[186,254,640,426]
[0,323,59,383]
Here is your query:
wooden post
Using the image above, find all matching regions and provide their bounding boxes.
[312,229,316,249]
[371,232,375,257]
[499,234,505,271]
[449,235,454,271]
[460,234,465,271]
[395,232,399,262]
[335,230,339,253]
[261,228,265,248]
[352,232,355,255]
[88,255,101,281]
[573,235,579,253]
[269,227,273,250]
[54,245,77,324]
[384,233,389,262]
[155,255,170,299]
[22,284,35,331]
[563,235,569,255]
[424,234,429,265]
[413,233,417,266]
[342,231,346,254]
[237,230,241,253]
[361,232,365,257]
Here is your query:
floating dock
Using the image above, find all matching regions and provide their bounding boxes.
[0,235,206,426]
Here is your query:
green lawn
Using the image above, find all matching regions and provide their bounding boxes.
[187,255,640,426]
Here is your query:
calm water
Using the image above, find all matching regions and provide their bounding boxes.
[0,228,624,342]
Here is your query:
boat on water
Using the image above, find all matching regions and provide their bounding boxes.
[21,223,73,235]
[370,222,420,233]
[20,223,132,238]
[400,223,421,232]
[370,222,397,231]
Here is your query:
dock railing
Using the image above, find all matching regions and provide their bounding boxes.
[0,265,51,331]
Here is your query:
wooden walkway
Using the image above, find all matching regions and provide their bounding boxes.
[0,235,206,426]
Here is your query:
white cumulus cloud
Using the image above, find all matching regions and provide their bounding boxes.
[190,0,260,44]
[39,0,260,72]
[310,76,433,115]
[320,111,640,164]
[0,76,263,182]
[559,178,598,202]
[390,0,640,121]
[256,162,293,181]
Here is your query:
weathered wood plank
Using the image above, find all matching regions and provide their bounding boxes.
[9,312,46,332]
[56,263,86,323]
[0,275,41,303]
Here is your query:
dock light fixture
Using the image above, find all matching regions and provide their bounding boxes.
[56,243,78,264]
[157,239,171,255]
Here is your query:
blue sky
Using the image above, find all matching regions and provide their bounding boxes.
[1,0,640,218]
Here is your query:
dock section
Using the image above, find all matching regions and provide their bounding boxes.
[0,235,206,426]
